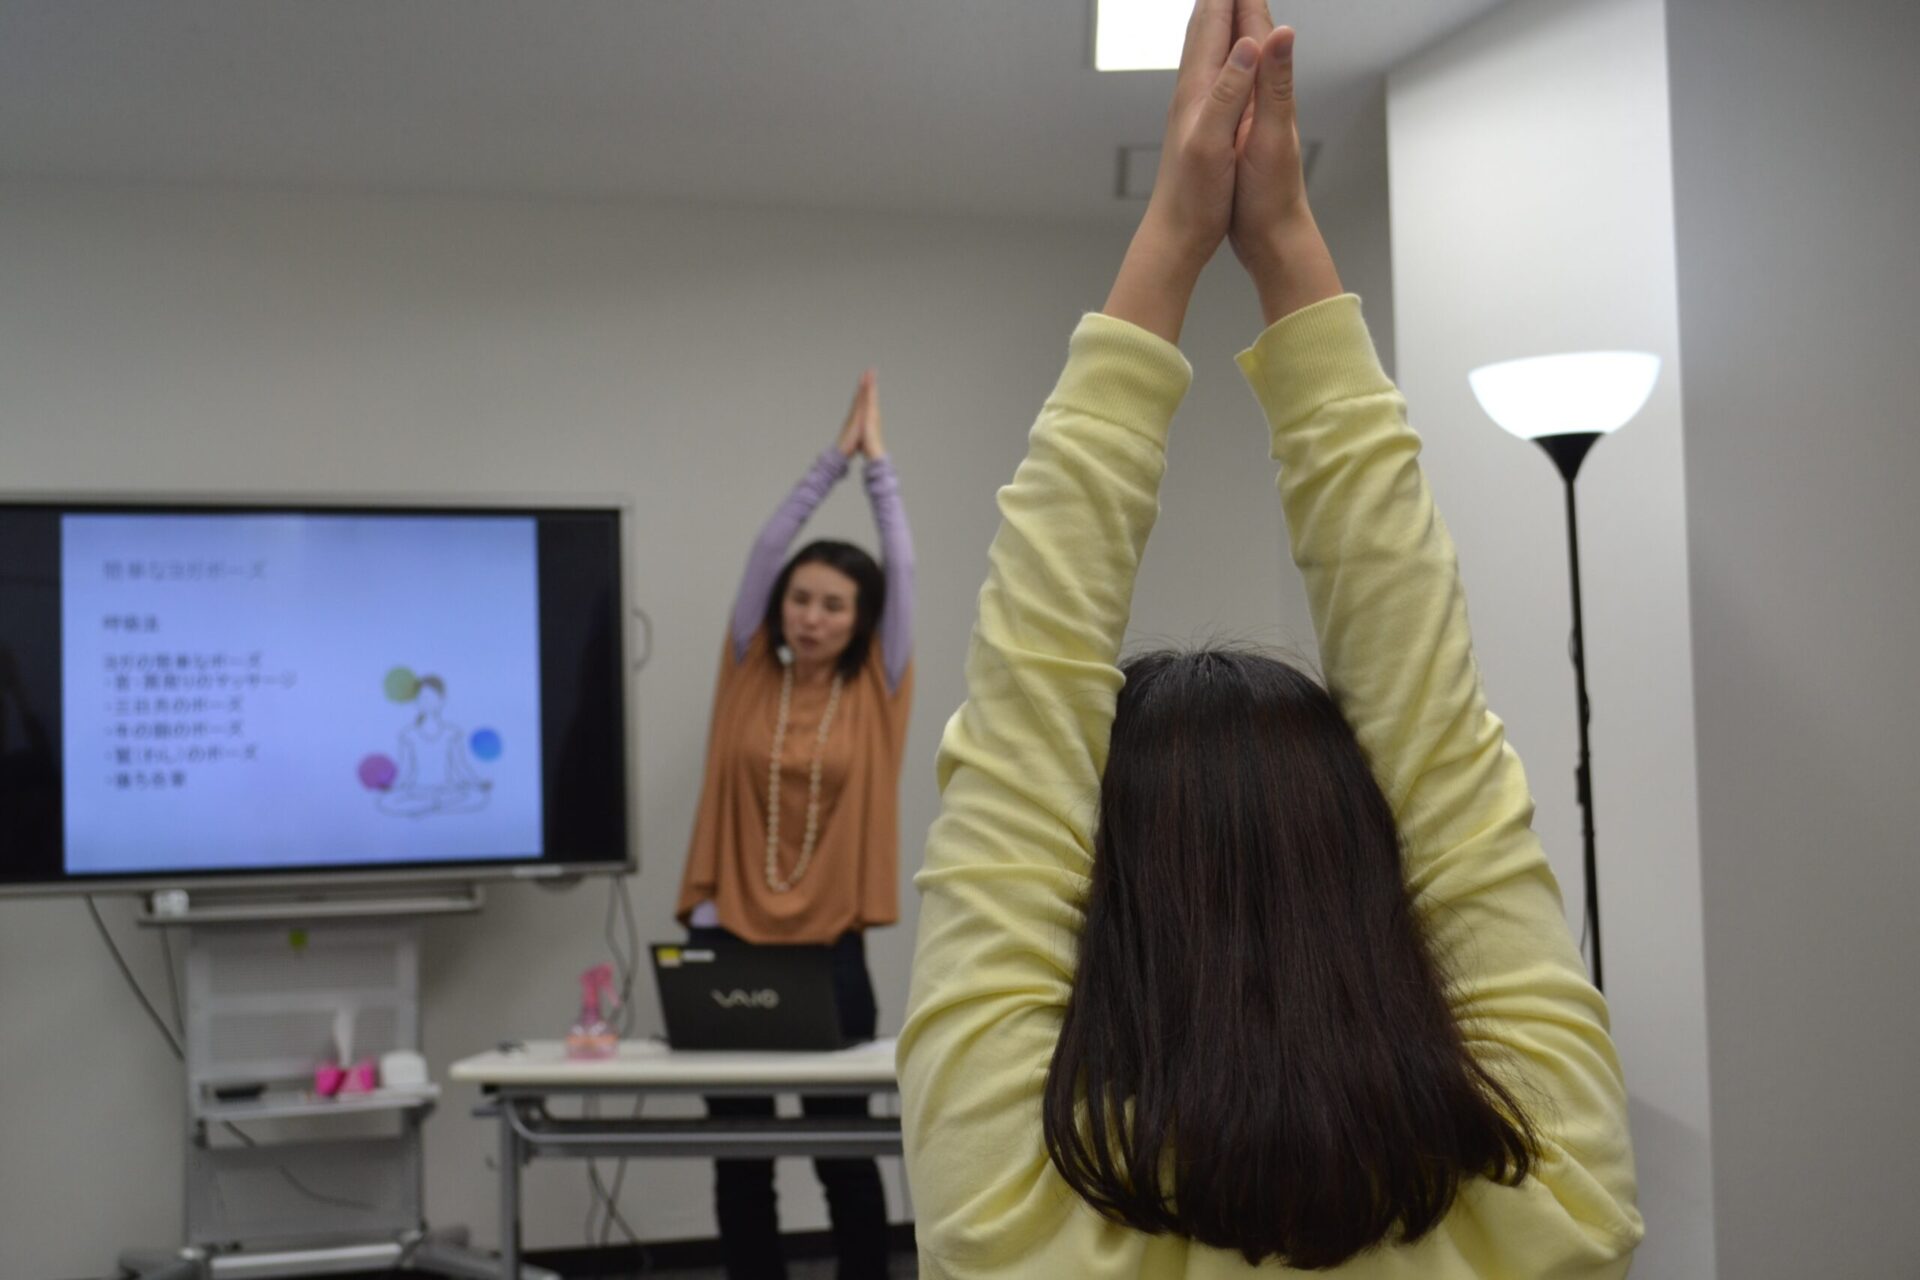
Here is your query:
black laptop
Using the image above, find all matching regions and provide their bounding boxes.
[650,941,851,1051]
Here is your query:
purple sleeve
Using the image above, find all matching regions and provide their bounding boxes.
[863,456,915,693]
[730,447,852,662]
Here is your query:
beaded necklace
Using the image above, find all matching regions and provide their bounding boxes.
[764,650,844,894]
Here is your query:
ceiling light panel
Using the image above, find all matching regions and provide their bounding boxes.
[1095,0,1187,72]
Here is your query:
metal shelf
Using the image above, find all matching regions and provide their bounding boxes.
[199,1084,440,1123]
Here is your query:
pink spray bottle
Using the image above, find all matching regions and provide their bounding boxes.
[565,963,620,1060]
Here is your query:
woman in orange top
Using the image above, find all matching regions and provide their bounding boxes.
[676,369,914,1280]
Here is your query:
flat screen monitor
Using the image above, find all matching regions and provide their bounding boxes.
[0,499,631,895]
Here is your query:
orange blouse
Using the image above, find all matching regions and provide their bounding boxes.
[675,627,913,944]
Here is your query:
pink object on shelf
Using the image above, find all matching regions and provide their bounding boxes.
[314,1063,348,1098]
[338,1059,379,1095]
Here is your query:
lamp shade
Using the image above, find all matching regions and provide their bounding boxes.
[1468,351,1661,441]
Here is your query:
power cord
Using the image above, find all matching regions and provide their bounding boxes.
[85,896,183,1058]
[604,872,641,1038]
[581,1101,648,1269]
[582,873,652,1272]
[218,1122,382,1214]
[159,924,184,1036]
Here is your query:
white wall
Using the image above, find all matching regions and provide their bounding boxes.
[1387,1,1713,1276]
[0,176,1400,1278]
[1309,81,1397,381]
[1663,1,1920,1274]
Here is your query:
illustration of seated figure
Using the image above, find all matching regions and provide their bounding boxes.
[377,675,490,817]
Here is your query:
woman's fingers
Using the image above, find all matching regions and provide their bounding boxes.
[1174,0,1234,100]
[1234,0,1275,44]
[1229,23,1334,319]
[1128,0,1263,293]
[1230,0,1273,142]
[1231,27,1304,255]
[1197,36,1262,142]
[863,372,885,457]
[837,371,870,455]
[1243,27,1299,172]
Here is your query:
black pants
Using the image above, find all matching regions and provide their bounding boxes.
[691,927,889,1280]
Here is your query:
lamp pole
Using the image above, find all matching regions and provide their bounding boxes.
[1471,349,1659,996]
[1534,431,1603,992]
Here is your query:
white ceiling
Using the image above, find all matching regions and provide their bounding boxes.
[0,0,1506,222]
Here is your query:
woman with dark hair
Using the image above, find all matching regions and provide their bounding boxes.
[897,2,1640,1276]
[676,368,913,1279]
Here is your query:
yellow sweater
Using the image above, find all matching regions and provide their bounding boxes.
[897,295,1642,1278]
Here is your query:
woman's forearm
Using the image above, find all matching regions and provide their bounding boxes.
[1241,215,1345,328]
[729,447,849,658]
[863,456,915,691]
[1102,210,1209,346]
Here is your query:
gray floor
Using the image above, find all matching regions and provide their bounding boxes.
[105,1249,919,1280]
[628,1259,916,1279]
[463,1260,916,1280]
[298,1257,920,1280]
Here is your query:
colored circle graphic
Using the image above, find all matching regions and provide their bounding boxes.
[470,728,503,761]
[358,753,398,791]
[384,666,420,702]
[384,666,419,702]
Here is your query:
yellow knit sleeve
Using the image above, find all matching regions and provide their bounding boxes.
[897,313,1189,1272]
[1237,293,1644,1270]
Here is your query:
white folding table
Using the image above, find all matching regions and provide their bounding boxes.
[449,1037,903,1278]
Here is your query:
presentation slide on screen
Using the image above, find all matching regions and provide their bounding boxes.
[61,513,545,874]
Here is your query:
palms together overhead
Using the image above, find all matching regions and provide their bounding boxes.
[835,368,886,460]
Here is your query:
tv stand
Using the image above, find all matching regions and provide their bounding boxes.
[119,889,556,1280]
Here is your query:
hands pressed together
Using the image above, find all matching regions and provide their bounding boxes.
[1104,0,1343,343]
[837,6,1335,449]
[834,367,886,461]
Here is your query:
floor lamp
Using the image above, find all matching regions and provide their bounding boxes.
[1467,351,1660,994]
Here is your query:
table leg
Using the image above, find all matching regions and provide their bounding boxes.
[500,1101,522,1279]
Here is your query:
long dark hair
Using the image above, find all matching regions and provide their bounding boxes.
[1041,648,1536,1269]
[762,540,886,681]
